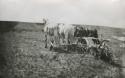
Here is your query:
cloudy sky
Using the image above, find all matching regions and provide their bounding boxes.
[0,0,125,28]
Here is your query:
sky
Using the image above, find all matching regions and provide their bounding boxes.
[0,0,125,28]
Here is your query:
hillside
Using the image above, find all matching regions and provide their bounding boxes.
[0,21,124,78]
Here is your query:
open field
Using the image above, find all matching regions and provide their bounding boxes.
[0,21,125,78]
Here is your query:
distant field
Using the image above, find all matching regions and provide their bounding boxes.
[0,21,124,78]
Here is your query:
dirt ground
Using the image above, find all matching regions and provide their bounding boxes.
[0,22,124,78]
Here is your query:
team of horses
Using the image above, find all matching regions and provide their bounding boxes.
[43,24,114,64]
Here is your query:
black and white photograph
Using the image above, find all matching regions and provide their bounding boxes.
[0,0,125,78]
